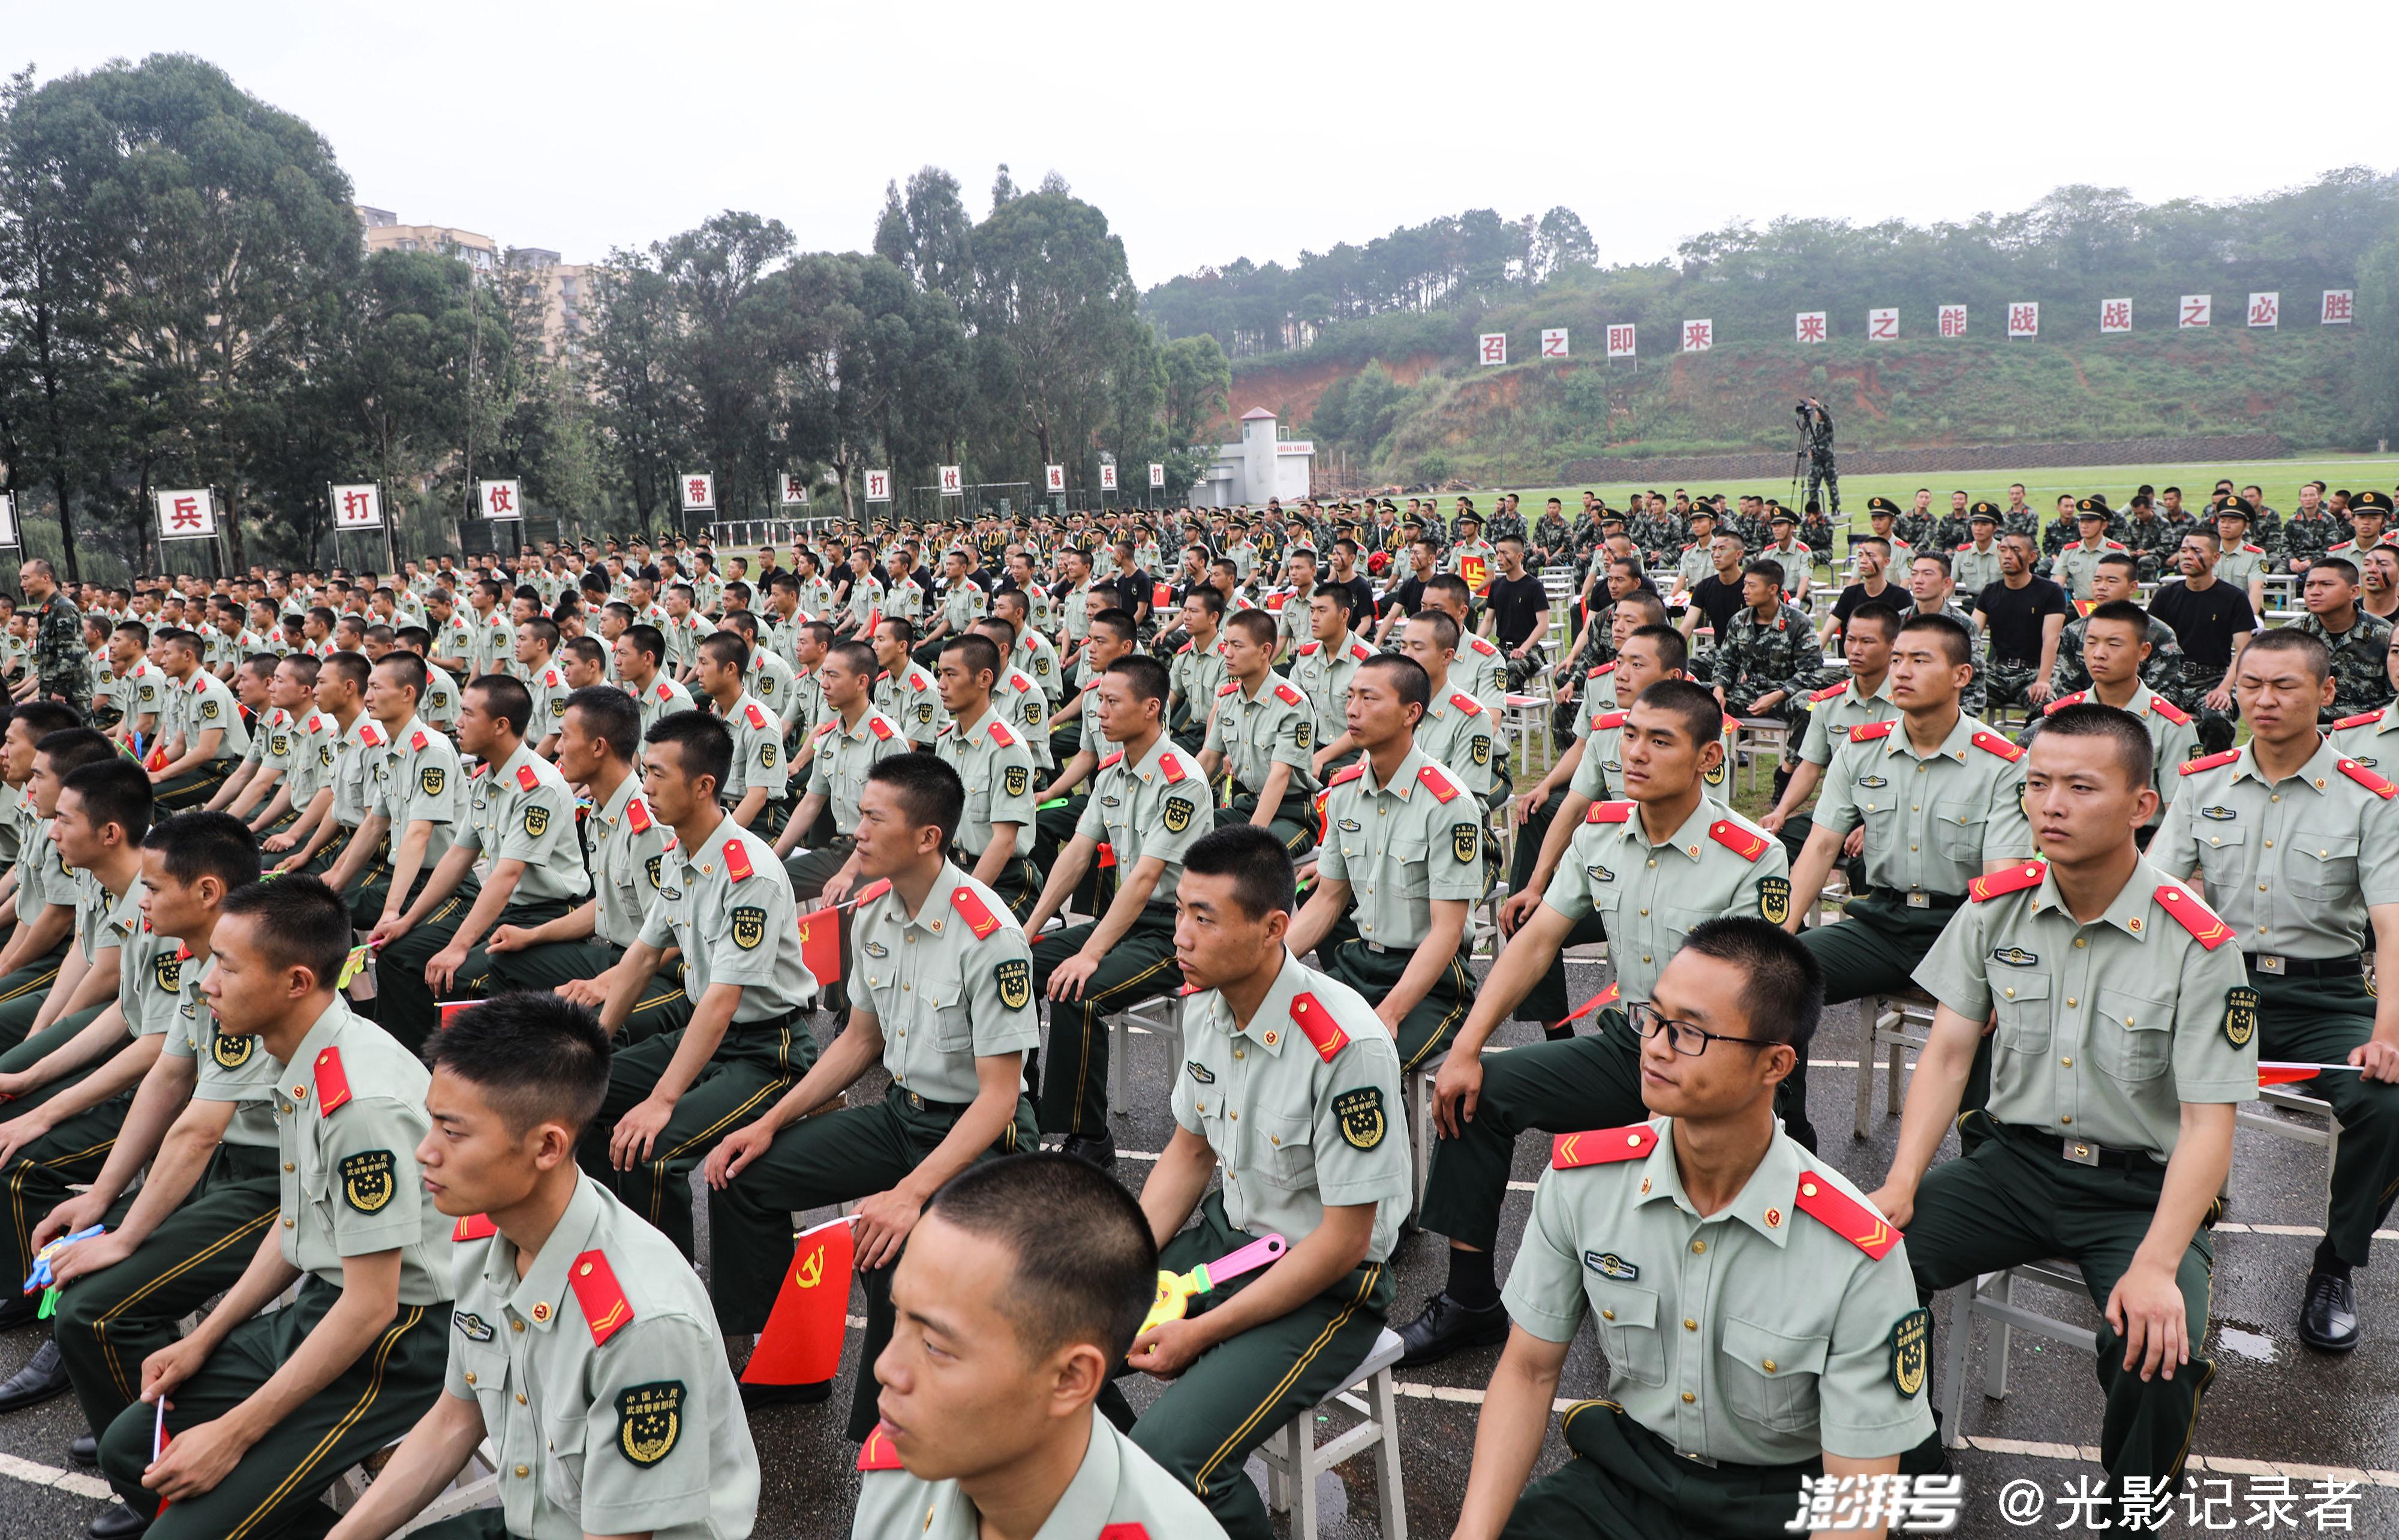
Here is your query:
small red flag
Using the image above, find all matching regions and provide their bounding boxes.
[797,907,841,986]
[743,1216,855,1386]
[437,1000,478,1032]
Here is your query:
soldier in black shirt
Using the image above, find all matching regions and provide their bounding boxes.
[2147,528,2257,752]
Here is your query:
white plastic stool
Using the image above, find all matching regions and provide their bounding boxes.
[1851,990,1938,1139]
[2236,1083,2344,1226]
[1938,1259,2095,1447]
[1258,1326,1408,1540]
[1109,992,1182,1115]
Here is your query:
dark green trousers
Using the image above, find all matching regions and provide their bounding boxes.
[1500,1399,1813,1540]
[1097,1193,1393,1540]
[484,939,692,1044]
[705,1088,1036,1439]
[151,762,232,813]
[1795,892,1962,1153]
[579,1013,817,1260]
[1319,937,1474,1071]
[0,1002,110,1106]
[55,1145,281,1440]
[785,843,859,1018]
[957,850,1041,922]
[96,1277,451,1538]
[1905,1125,2215,1498]
[0,942,69,1054]
[2257,970,2397,1266]
[1029,906,1181,1137]
[372,882,574,1057]
[0,1010,127,1290]
[1418,1013,1644,1252]
[1215,785,1316,859]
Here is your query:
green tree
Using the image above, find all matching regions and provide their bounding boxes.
[2355,233,2399,447]
[1161,333,1231,447]
[969,190,1146,479]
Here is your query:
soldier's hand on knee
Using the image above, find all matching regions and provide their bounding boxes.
[29,1192,109,1259]
[2350,1038,2399,1084]
[140,1337,207,1407]
[1048,953,1101,1002]
[2105,1262,2190,1382]
[1433,1054,1484,1138]
[704,1124,771,1189]
[1865,1183,1915,1230]
[485,925,528,955]
[610,1097,675,1169]
[1127,1316,1208,1380]
[49,1229,133,1288]
[855,1189,923,1270]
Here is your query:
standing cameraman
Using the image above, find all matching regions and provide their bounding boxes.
[1797,398,1839,519]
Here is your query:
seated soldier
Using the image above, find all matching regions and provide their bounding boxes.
[928,634,1042,920]
[0,709,98,1045]
[1198,609,1318,858]
[693,631,790,835]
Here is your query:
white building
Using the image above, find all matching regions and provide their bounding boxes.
[1192,407,1314,508]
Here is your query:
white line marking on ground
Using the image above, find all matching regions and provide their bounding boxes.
[0,1451,114,1500]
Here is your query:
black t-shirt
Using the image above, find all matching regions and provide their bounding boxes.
[1384,575,1428,620]
[1971,577,2071,664]
[1334,575,1377,623]
[2148,579,2257,669]
[1484,573,1551,649]
[1690,573,1747,639]
[1828,579,1899,635]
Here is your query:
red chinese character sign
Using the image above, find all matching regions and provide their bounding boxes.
[778,474,810,507]
[2100,299,2132,335]
[1795,312,1827,344]
[1680,320,1712,353]
[1867,308,1898,341]
[1938,305,1967,338]
[0,494,16,548]
[1148,464,1165,489]
[477,480,522,521]
[331,483,383,530]
[1478,333,1507,366]
[2007,303,2039,339]
[679,473,715,512]
[157,488,218,540]
[2247,292,2278,329]
[864,470,892,503]
[1044,465,1066,494]
[1606,324,1636,359]
[1099,464,1118,491]
[2180,295,2211,329]
[938,466,963,497]
[2322,290,2355,325]
[1540,329,1570,359]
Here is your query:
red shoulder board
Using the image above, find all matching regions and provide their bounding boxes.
[1328,763,1367,788]
[358,723,385,747]
[867,716,895,742]
[2043,691,2087,715]
[1955,543,1973,552]
[471,762,489,778]
[1708,820,1769,862]
[1970,861,2047,902]
[2148,697,2191,726]
[1850,721,1896,742]
[854,878,893,906]
[1809,681,1848,702]
[2107,540,2129,551]
[1011,673,1033,693]
[2154,883,2233,950]
[1177,639,1194,653]
[1291,992,1349,1061]
[1592,709,1628,733]
[1471,636,1498,655]
[1971,730,2024,762]
[1552,1124,1658,1169]
[2244,543,2263,555]
[1450,691,1485,715]
[1101,750,1126,769]
[657,681,675,702]
[1098,1527,1152,1540]
[1417,764,1459,802]
[2333,709,2388,730]
[1587,800,1636,824]
[624,797,652,834]
[988,720,1017,748]
[813,720,838,739]
[516,764,540,792]
[857,1424,905,1472]
[1298,640,1321,655]
[1588,660,1615,678]
[1217,681,1240,696]
[306,714,323,733]
[1274,682,1303,707]
[1794,1172,1902,1259]
[410,729,428,751]
[722,838,754,882]
[567,1249,635,1345]
[543,669,560,687]
[452,1213,498,1243]
[745,703,769,730]
[949,885,1002,940]
[1160,753,1189,783]
[1349,641,1373,661]
[2338,759,2398,800]
[2179,748,2240,776]
[313,1046,352,1117]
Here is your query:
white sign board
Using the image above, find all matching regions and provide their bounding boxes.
[1680,320,1713,353]
[332,483,383,530]
[0,493,16,548]
[1099,464,1117,491]
[1540,328,1570,358]
[2248,292,2279,329]
[1867,307,1899,341]
[157,488,219,540]
[1795,311,1827,344]
[1605,324,1636,359]
[2007,303,2040,339]
[864,470,892,503]
[477,480,522,521]
[778,473,810,506]
[1044,465,1066,494]
[2179,294,2211,329]
[2323,290,2355,325]
[1477,333,1507,366]
[678,473,715,512]
[2100,299,2132,335]
[1148,463,1165,489]
[1938,304,1967,338]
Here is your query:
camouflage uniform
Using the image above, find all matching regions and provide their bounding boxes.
[32,591,89,707]
[1897,598,1989,718]
[1710,600,1827,723]
[2049,607,2184,698]
[2118,513,2181,583]
[2277,512,2347,575]
[1893,510,1937,551]
[2292,608,2398,724]
[1999,507,2040,543]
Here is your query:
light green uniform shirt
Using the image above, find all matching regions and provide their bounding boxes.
[1171,634,1230,718]
[372,715,464,867]
[1543,799,1788,1004]
[1174,951,1412,1263]
[933,710,1039,861]
[461,744,592,905]
[936,578,988,634]
[1075,735,1217,910]
[1316,746,1484,952]
[1952,540,2006,601]
[588,776,674,951]
[712,692,790,807]
[661,612,710,676]
[2213,543,2270,592]
[164,669,251,763]
[1014,631,1063,703]
[167,954,281,1149]
[109,660,169,734]
[990,669,1052,773]
[873,663,945,745]
[1504,1120,1937,1464]
[2329,705,2399,771]
[633,674,699,735]
[1201,677,1318,797]
[523,664,569,741]
[852,1406,1222,1540]
[1811,712,2034,901]
[76,871,142,969]
[270,1000,456,1304]
[851,865,1041,1106]
[804,709,911,839]
[744,649,799,733]
[14,815,73,918]
[1913,856,2257,1156]
[444,1175,759,1540]
[1796,675,1900,768]
[638,820,818,1022]
[2054,538,2126,600]
[1286,631,1374,745]
[1414,688,1503,807]
[0,780,20,870]
[781,662,823,745]
[116,906,185,1040]
[2036,685,2197,828]
[332,717,387,827]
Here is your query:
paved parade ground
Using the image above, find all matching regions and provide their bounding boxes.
[0,962,2392,1539]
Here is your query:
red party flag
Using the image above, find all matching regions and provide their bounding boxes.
[742,1216,856,1386]
[797,907,841,987]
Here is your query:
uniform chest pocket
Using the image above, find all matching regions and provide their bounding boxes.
[1252,1111,1316,1188]
[2289,829,2359,900]
[1586,1280,1666,1386]
[919,970,974,1051]
[1388,837,1431,900]
[1932,804,1988,861]
[454,1339,511,1424]
[2192,822,2247,883]
[2093,988,2175,1082]
[542,1405,586,1504]
[1991,971,2052,1053]
[1720,1317,1830,1434]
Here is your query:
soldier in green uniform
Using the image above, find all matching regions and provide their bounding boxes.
[146,630,251,813]
[2155,628,2399,1352]
[264,653,372,890]
[91,877,455,1540]
[1291,587,1377,777]
[1952,504,2007,598]
[371,674,591,1050]
[22,558,91,710]
[1761,601,1902,868]
[2049,555,2183,698]
[2025,601,2197,842]
[0,717,105,1049]
[928,635,1042,919]
[1023,655,1215,1165]
[851,1153,1228,1539]
[1781,613,2035,1150]
[1397,609,1505,821]
[1165,588,1228,753]
[772,639,910,996]
[871,620,946,752]
[584,712,820,1260]
[1080,825,1405,1540]
[1285,654,1480,1070]
[1198,609,1318,858]
[323,992,760,1540]
[1710,557,1827,776]
[618,623,699,733]
[1874,705,2254,1523]
[339,653,462,949]
[704,754,1039,1434]
[2054,498,2130,600]
[2292,557,2396,724]
[2328,627,2399,769]
[1398,681,1787,1364]
[1451,921,1934,1540]
[695,631,790,835]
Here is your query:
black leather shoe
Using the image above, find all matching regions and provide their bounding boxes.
[88,1505,149,1538]
[0,1339,71,1414]
[1396,1290,1510,1368]
[70,1433,98,1467]
[1061,1132,1117,1170]
[738,1377,831,1410]
[2299,1267,2360,1352]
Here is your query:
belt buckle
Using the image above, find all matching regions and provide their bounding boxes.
[1905,892,1930,909]
[907,1091,924,1110]
[2063,1139,2100,1167]
[1366,940,1389,955]
[2258,955,2287,976]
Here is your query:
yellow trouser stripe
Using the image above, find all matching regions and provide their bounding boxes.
[1194,1262,1382,1493]
[226,1305,423,1540]
[92,1207,277,1401]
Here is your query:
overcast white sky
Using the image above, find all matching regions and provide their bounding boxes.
[15,0,2389,288]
